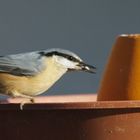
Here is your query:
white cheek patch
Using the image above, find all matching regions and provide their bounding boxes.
[54,56,76,69]
[59,58,76,68]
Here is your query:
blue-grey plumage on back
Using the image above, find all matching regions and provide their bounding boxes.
[0,51,45,76]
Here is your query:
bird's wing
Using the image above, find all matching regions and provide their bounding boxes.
[0,51,45,76]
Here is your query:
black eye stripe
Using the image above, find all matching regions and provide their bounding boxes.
[67,56,77,61]
[39,51,79,62]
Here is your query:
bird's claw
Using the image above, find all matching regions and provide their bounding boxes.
[20,98,35,110]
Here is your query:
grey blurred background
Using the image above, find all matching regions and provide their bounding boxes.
[0,0,139,96]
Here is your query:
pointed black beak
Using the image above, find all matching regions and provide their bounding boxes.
[78,62,96,73]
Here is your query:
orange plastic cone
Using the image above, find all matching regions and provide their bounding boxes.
[98,34,140,101]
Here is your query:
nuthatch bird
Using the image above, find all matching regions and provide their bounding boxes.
[0,48,96,109]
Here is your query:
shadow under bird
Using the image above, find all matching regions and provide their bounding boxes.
[0,48,96,109]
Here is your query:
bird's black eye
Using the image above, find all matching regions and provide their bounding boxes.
[68,56,74,61]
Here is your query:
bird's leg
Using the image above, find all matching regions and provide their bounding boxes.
[19,96,34,110]
[11,91,35,110]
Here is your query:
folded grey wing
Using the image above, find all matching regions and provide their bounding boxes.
[0,52,44,76]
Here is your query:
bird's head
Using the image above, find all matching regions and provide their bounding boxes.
[39,48,96,73]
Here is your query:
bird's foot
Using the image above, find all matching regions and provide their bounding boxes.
[20,98,35,110]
